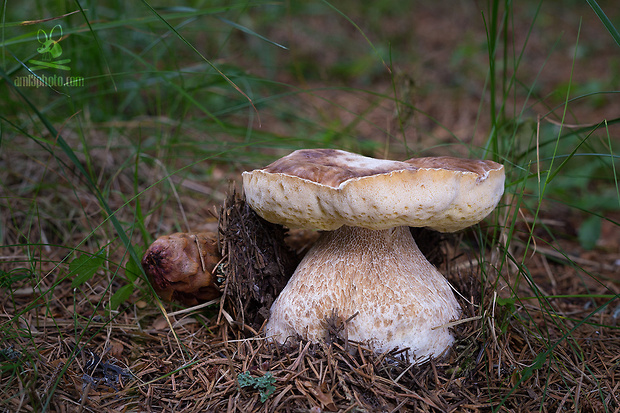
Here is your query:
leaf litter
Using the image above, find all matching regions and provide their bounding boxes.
[2,189,619,412]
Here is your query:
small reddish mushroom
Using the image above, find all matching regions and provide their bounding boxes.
[142,232,221,306]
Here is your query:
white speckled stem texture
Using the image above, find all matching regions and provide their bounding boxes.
[265,225,461,363]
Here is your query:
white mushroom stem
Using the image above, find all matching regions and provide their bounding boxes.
[265,225,461,363]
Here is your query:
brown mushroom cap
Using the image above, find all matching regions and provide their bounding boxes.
[242,149,505,232]
[142,232,221,306]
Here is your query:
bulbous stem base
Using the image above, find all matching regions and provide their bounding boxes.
[266,225,461,363]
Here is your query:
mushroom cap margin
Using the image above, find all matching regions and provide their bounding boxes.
[242,150,505,232]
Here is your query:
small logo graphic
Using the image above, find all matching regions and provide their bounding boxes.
[29,24,71,71]
[14,22,85,88]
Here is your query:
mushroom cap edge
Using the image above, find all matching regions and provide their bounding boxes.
[242,149,505,232]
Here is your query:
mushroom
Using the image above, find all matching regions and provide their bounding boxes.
[142,232,221,306]
[242,149,505,363]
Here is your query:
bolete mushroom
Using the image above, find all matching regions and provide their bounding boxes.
[142,232,221,306]
[242,149,505,363]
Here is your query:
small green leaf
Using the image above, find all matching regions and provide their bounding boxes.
[578,215,601,250]
[237,371,276,403]
[237,371,254,387]
[496,296,516,312]
[110,284,134,310]
[69,252,105,288]
[124,256,142,283]
[519,350,548,382]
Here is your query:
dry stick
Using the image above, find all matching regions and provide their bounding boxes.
[393,363,415,384]
[245,339,262,371]
[270,384,293,408]
[293,380,313,407]
[610,382,620,406]
[540,253,558,290]
[528,243,617,272]
[166,298,221,317]
[154,299,186,364]
[327,344,353,403]
[431,315,482,330]
[555,391,571,413]
[574,365,586,413]
[389,399,409,413]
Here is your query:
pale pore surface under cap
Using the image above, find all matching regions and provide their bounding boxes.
[265,225,461,363]
[242,149,505,232]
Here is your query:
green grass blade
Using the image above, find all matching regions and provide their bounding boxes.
[216,16,287,50]
[74,0,117,90]
[319,0,390,73]
[544,123,601,184]
[586,0,620,48]
[138,0,259,119]
[603,121,620,209]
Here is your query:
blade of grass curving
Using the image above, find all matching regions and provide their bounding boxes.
[74,0,117,91]
[1,8,237,48]
[1,0,6,68]
[134,150,152,246]
[529,116,620,163]
[586,0,620,48]
[544,122,601,184]
[604,120,620,209]
[111,43,227,128]
[216,16,287,50]
[481,0,500,158]
[11,8,246,56]
[542,19,581,191]
[518,20,581,265]
[7,50,69,96]
[138,0,260,123]
[319,0,390,74]
[542,92,620,122]
[19,10,83,26]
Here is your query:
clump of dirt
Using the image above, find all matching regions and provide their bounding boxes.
[217,189,300,331]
